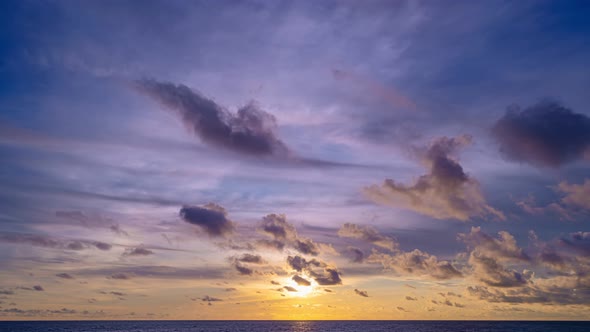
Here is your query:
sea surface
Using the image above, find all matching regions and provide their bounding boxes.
[1,320,589,332]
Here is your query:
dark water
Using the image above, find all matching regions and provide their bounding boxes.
[0,321,589,332]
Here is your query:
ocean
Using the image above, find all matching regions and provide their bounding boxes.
[1,321,589,332]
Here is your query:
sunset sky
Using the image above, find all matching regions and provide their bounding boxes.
[1,0,590,320]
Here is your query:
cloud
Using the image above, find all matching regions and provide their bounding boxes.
[364,136,504,221]
[405,296,417,301]
[232,263,254,276]
[235,254,266,264]
[123,247,154,257]
[0,232,112,251]
[294,238,320,256]
[55,273,74,279]
[458,227,531,262]
[338,223,397,251]
[110,273,132,280]
[202,295,222,302]
[179,203,234,237]
[556,179,590,210]
[284,286,298,292]
[354,289,369,297]
[286,255,342,286]
[258,214,297,243]
[33,285,44,291]
[491,100,590,167]
[346,247,365,263]
[517,179,590,220]
[135,78,288,156]
[368,249,462,280]
[459,227,531,288]
[292,275,311,286]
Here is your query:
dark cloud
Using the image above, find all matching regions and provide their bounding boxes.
[233,262,254,276]
[405,296,417,301]
[286,255,324,272]
[270,280,280,285]
[346,247,365,263]
[224,288,237,292]
[364,136,504,221]
[294,238,320,256]
[55,273,74,279]
[110,291,125,296]
[354,289,369,297]
[235,253,266,264]
[491,100,590,167]
[135,79,288,156]
[179,203,234,237]
[292,275,311,286]
[286,255,342,286]
[123,247,154,257]
[338,223,397,251]
[258,214,297,243]
[312,268,342,286]
[202,295,222,302]
[283,286,298,292]
[33,286,44,291]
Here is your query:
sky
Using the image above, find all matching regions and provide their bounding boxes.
[0,0,590,321]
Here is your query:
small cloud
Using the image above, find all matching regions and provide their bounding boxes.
[202,295,222,302]
[110,273,132,280]
[292,275,311,286]
[283,286,298,292]
[33,285,44,291]
[55,273,74,279]
[354,289,369,297]
[179,203,234,237]
[405,296,417,301]
[123,247,154,257]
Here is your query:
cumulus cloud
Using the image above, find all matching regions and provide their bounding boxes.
[354,289,369,297]
[517,179,590,220]
[135,79,288,156]
[364,136,504,221]
[556,179,590,210]
[459,227,531,288]
[491,100,590,168]
[367,249,462,280]
[179,203,234,237]
[338,223,397,251]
